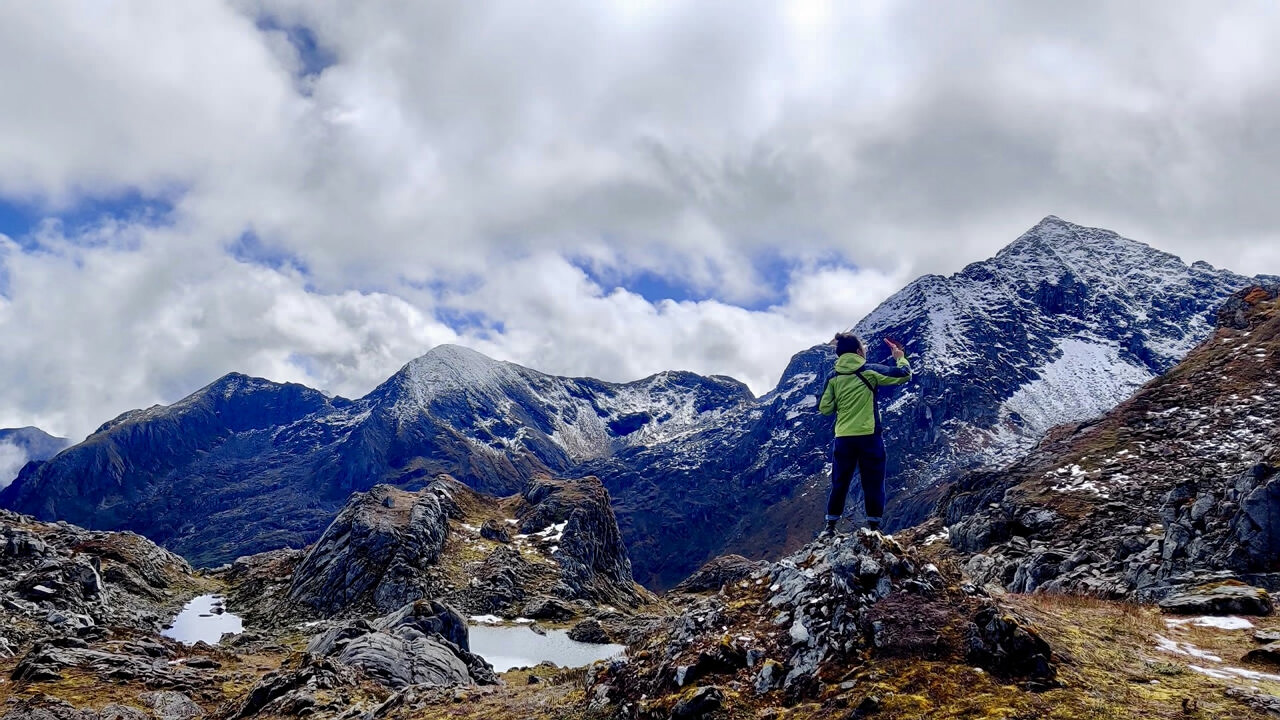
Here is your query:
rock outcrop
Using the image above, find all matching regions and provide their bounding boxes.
[943,283,1280,600]
[585,532,1058,718]
[0,510,201,649]
[240,474,646,624]
[305,600,496,690]
[287,485,449,616]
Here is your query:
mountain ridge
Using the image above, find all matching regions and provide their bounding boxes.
[2,216,1270,590]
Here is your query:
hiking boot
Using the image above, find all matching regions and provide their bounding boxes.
[818,519,839,540]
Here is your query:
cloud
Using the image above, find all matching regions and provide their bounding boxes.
[2,1,1280,437]
[0,442,28,490]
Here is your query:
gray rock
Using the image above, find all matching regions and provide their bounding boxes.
[479,519,511,543]
[100,706,150,720]
[1243,642,1280,667]
[566,618,610,644]
[521,596,575,621]
[671,686,723,718]
[1158,582,1274,616]
[672,554,764,593]
[288,485,449,616]
[755,659,782,693]
[140,691,203,720]
[305,601,495,690]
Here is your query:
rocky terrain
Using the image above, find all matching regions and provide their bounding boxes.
[4,218,1270,591]
[0,509,203,652]
[4,511,1280,718]
[941,283,1280,602]
[0,473,656,718]
[221,473,651,630]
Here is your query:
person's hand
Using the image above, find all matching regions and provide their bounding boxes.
[886,339,905,360]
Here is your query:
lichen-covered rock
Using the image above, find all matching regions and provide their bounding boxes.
[965,607,1057,687]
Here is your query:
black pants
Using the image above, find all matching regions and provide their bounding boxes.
[825,434,887,523]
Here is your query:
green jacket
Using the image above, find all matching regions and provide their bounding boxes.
[818,352,912,437]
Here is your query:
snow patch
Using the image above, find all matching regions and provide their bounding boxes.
[1003,336,1153,434]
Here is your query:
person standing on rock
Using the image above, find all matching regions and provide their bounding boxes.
[817,332,912,537]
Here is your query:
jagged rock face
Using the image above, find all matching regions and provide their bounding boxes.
[943,283,1280,600]
[517,475,639,606]
[0,510,200,648]
[1,218,1266,591]
[288,485,449,616]
[275,474,643,622]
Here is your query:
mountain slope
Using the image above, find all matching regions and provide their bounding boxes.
[587,216,1266,587]
[0,349,750,567]
[940,282,1280,599]
[0,427,70,489]
[1,217,1266,590]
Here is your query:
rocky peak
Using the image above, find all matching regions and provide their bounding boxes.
[263,472,646,625]
[944,282,1280,600]
[287,485,451,617]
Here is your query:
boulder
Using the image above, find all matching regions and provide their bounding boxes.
[1243,642,1280,668]
[672,554,764,594]
[965,607,1057,688]
[521,596,576,621]
[671,686,724,719]
[567,618,611,644]
[1158,582,1273,616]
[479,519,511,544]
[305,600,495,690]
[140,691,202,720]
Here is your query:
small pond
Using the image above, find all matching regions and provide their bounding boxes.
[467,624,625,672]
[161,594,244,645]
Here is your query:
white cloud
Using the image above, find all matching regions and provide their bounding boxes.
[0,442,28,490]
[1,1,1280,438]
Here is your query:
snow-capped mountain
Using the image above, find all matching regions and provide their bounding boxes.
[584,216,1270,586]
[1,217,1267,589]
[0,348,750,568]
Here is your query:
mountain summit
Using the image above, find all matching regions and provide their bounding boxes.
[0,217,1268,589]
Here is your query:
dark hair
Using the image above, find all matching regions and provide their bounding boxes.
[834,332,864,357]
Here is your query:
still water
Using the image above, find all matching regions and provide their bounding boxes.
[161,594,244,645]
[467,625,625,672]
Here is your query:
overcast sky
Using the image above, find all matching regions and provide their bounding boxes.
[2,1,1280,441]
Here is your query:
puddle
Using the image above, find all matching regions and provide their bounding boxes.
[467,624,625,672]
[161,594,243,645]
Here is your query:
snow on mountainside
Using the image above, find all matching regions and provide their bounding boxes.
[1,216,1269,591]
[381,343,750,462]
[601,216,1268,587]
